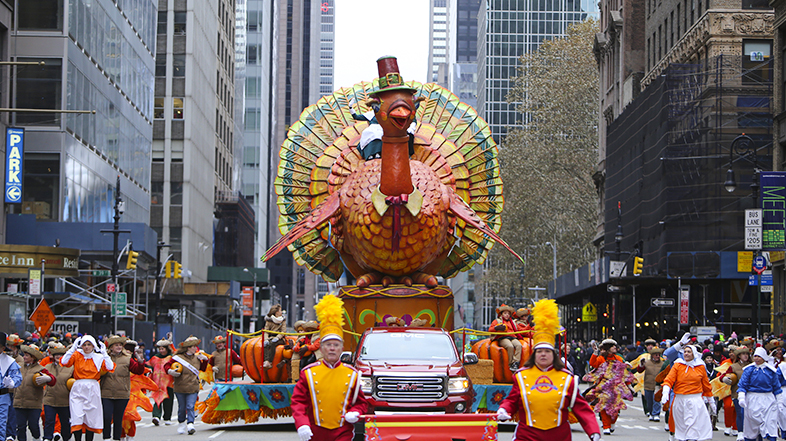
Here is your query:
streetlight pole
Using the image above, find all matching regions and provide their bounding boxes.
[100,177,130,302]
[153,241,169,327]
[545,241,557,298]
[723,133,761,339]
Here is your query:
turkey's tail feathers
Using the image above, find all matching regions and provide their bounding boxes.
[447,192,523,264]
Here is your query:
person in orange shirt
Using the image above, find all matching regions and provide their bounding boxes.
[488,304,523,371]
[589,339,623,369]
[660,344,713,441]
[60,335,114,441]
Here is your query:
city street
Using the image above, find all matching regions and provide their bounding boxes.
[127,388,736,441]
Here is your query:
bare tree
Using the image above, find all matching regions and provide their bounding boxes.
[489,19,599,300]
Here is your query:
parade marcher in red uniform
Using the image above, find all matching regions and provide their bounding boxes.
[489,304,523,371]
[291,295,368,441]
[497,299,601,441]
[145,340,174,426]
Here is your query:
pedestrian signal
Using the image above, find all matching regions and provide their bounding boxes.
[633,256,644,276]
[126,250,139,270]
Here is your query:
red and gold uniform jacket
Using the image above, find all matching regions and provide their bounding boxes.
[291,359,368,441]
[500,366,599,441]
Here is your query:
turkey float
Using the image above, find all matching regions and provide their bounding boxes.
[263,56,522,287]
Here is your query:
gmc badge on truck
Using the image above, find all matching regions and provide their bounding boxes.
[397,383,423,391]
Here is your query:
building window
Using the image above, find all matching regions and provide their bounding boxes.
[247,45,258,65]
[16,58,62,126]
[742,40,772,85]
[171,182,183,205]
[156,57,166,77]
[151,181,163,205]
[23,153,59,220]
[157,11,167,34]
[173,97,184,119]
[170,227,182,250]
[19,0,63,30]
[173,55,185,77]
[154,98,165,119]
[174,12,187,35]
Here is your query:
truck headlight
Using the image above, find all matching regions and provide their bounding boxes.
[448,377,470,394]
[360,376,373,394]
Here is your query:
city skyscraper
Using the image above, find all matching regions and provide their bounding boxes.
[152,0,236,281]
[11,0,155,227]
[428,0,450,85]
[477,0,599,144]
[266,0,335,324]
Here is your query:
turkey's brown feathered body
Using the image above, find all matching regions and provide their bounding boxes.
[339,159,452,276]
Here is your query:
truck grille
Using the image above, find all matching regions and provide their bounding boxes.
[375,375,446,401]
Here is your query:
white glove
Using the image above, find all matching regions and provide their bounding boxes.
[2,376,14,388]
[348,97,356,108]
[167,369,181,377]
[590,433,602,441]
[297,425,313,441]
[709,398,717,415]
[72,336,83,348]
[407,122,417,135]
[496,407,511,421]
[96,340,106,354]
[722,376,733,385]
[213,366,220,376]
[196,352,208,362]
[344,411,360,423]
[660,386,671,405]
[35,374,51,385]
[738,392,746,409]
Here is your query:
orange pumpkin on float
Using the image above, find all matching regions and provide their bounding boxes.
[231,364,244,378]
[471,338,532,383]
[240,336,296,383]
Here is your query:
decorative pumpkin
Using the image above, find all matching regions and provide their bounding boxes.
[231,364,244,378]
[240,336,297,383]
[66,378,75,390]
[33,372,46,387]
[171,362,184,374]
[471,338,532,383]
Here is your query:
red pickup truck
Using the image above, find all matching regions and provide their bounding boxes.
[342,326,477,414]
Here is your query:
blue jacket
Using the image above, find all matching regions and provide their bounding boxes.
[0,353,22,405]
[738,364,783,395]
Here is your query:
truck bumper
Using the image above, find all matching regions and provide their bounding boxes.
[367,394,473,414]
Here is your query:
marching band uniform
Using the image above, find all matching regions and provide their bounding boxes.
[291,295,368,441]
[0,333,22,441]
[61,335,114,441]
[497,299,601,441]
[737,347,781,441]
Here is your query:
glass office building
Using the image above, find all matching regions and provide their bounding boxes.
[12,0,155,225]
[477,0,599,144]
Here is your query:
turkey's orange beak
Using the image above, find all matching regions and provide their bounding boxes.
[388,101,412,131]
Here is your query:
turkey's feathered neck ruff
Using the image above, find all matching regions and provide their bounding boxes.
[379,135,414,197]
[532,299,560,350]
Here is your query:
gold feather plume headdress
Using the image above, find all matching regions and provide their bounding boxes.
[531,299,560,350]
[314,294,345,342]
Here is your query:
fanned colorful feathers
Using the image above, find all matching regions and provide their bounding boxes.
[270,80,507,282]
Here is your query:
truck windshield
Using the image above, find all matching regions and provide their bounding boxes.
[358,332,458,362]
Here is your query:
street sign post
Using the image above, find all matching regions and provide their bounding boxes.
[651,298,675,307]
[610,261,627,278]
[761,270,773,293]
[30,299,55,336]
[679,286,690,325]
[753,255,767,274]
[745,209,763,250]
[28,268,42,296]
[106,283,116,293]
[582,302,597,322]
[607,285,624,292]
[112,292,127,316]
[92,270,111,277]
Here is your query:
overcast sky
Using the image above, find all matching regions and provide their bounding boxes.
[333,0,431,90]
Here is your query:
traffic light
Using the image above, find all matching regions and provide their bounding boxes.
[173,261,182,279]
[165,260,172,278]
[125,250,139,270]
[633,256,644,276]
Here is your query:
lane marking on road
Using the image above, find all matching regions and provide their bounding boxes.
[208,430,225,439]
[628,405,643,411]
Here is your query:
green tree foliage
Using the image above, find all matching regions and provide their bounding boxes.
[487,19,599,302]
